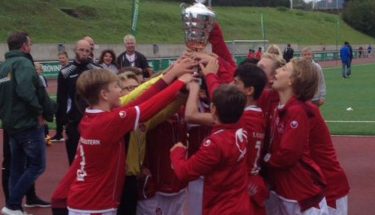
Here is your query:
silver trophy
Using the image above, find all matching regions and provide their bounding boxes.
[182,0,216,51]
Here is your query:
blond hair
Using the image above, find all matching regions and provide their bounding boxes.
[123,34,136,44]
[290,58,318,101]
[34,62,43,71]
[301,47,313,54]
[266,44,282,56]
[76,69,119,105]
[262,52,286,71]
[118,71,139,88]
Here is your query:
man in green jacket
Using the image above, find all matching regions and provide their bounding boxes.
[0,32,50,215]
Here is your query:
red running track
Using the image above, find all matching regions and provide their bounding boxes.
[0,130,375,215]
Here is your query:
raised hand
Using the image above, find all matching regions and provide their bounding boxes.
[199,56,219,76]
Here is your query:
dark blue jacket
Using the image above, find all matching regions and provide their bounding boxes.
[340,46,350,64]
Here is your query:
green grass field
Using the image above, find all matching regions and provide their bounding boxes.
[0,0,374,44]
[321,63,375,135]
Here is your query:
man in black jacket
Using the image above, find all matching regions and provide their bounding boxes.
[56,39,101,165]
[117,34,153,79]
[283,43,294,63]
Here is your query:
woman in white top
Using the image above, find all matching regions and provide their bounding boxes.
[99,49,119,74]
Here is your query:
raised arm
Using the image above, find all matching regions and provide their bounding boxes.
[170,139,222,182]
[184,81,214,126]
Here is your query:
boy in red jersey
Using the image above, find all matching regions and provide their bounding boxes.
[264,58,328,215]
[188,57,269,214]
[52,66,194,215]
[307,103,350,215]
[171,84,251,215]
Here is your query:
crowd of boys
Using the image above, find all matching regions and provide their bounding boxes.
[0,21,349,215]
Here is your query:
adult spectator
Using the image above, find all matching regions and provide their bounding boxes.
[0,32,55,214]
[56,39,101,165]
[51,51,70,142]
[367,44,372,57]
[99,49,118,74]
[117,34,153,78]
[283,43,294,62]
[83,36,96,62]
[302,47,326,106]
[340,42,351,78]
[358,46,363,58]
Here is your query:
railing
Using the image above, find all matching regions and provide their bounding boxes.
[1,49,370,79]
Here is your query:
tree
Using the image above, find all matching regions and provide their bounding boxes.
[342,0,375,37]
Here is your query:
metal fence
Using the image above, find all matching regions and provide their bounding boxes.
[0,48,370,79]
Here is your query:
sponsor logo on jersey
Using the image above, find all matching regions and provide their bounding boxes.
[203,139,212,147]
[290,120,299,129]
[119,111,127,119]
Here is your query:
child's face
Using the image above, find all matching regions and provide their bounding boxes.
[35,65,43,75]
[302,51,313,61]
[232,76,246,94]
[58,54,69,66]
[106,81,122,108]
[257,58,276,88]
[272,62,293,92]
[120,79,139,96]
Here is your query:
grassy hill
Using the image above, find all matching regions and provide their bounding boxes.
[0,0,374,44]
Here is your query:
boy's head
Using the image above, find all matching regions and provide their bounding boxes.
[301,47,313,61]
[233,63,267,100]
[266,44,282,56]
[211,85,246,124]
[119,66,144,83]
[34,62,43,75]
[76,69,120,108]
[257,53,286,88]
[273,58,318,102]
[118,71,140,96]
[58,51,69,66]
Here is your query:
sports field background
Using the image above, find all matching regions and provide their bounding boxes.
[321,63,375,135]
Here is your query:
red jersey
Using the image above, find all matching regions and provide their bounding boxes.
[208,22,236,85]
[52,80,186,213]
[257,89,279,176]
[258,89,279,123]
[187,101,212,157]
[247,53,256,59]
[171,124,252,215]
[241,106,268,214]
[145,113,188,193]
[307,102,350,207]
[255,51,262,60]
[265,97,326,211]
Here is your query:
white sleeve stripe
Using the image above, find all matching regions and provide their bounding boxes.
[134,106,140,130]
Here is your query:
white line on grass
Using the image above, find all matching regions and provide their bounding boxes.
[326,120,375,123]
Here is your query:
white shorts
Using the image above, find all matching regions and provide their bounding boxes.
[68,210,116,215]
[137,190,186,215]
[184,177,204,215]
[154,190,186,215]
[137,197,157,215]
[328,196,348,215]
[266,191,329,215]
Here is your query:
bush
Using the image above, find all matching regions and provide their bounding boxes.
[342,0,375,37]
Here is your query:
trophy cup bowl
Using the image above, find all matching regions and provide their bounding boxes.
[182,0,215,51]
